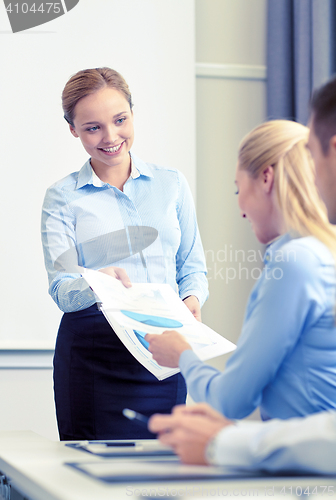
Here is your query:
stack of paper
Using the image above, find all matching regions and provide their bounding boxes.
[82,269,236,380]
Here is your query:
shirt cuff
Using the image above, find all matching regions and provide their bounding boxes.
[181,288,202,299]
[178,276,209,307]
[52,275,97,312]
[206,421,265,469]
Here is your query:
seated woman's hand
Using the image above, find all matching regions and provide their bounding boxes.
[148,404,233,464]
[99,266,132,288]
[145,331,192,367]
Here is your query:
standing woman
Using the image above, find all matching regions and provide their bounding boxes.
[41,68,208,440]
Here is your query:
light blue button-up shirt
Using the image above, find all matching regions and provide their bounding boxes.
[41,153,208,312]
[180,233,336,420]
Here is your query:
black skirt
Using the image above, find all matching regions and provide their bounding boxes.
[53,304,187,440]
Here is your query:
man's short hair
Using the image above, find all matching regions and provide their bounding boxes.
[310,75,336,155]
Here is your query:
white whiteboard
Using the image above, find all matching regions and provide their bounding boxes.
[0,0,196,348]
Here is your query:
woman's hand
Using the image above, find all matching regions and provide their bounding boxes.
[183,295,201,322]
[148,403,233,464]
[145,331,192,367]
[99,266,132,288]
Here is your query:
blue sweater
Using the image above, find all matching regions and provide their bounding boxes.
[180,233,336,420]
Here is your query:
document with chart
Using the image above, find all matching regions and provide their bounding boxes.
[82,269,236,380]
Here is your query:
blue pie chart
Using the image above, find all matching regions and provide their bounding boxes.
[121,310,183,329]
[133,330,150,350]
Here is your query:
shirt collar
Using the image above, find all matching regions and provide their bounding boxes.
[76,160,96,189]
[130,152,154,178]
[263,232,293,264]
[129,157,140,179]
[75,152,153,190]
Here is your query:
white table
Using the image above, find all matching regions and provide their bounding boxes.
[0,431,335,500]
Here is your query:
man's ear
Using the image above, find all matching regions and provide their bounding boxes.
[262,166,275,194]
[329,135,336,156]
[69,124,79,138]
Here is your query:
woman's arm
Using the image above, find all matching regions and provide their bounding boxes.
[178,245,326,418]
[41,186,131,312]
[175,172,208,308]
[41,185,96,312]
[148,242,328,419]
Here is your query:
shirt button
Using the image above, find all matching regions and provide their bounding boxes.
[265,254,270,262]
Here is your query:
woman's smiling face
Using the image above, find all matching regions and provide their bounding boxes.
[70,86,134,174]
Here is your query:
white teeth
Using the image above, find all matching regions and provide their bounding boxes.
[101,143,122,153]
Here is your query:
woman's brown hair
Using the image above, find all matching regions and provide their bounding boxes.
[62,67,133,126]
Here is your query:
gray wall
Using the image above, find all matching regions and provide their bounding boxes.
[196,0,266,371]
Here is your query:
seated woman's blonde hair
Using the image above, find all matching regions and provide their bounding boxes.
[238,119,336,261]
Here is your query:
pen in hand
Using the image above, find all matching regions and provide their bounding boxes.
[122,408,149,428]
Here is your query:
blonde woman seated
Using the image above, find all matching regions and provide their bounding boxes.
[146,120,336,421]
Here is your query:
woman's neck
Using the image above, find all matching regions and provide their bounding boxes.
[91,156,131,191]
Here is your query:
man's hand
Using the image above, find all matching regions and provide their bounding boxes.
[99,266,132,288]
[183,295,201,321]
[148,403,233,464]
[145,331,192,367]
